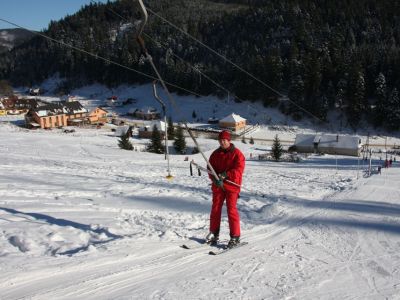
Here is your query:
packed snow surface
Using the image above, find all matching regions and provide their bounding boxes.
[0,120,399,299]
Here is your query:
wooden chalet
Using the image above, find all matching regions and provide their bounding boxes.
[88,107,108,124]
[219,113,247,131]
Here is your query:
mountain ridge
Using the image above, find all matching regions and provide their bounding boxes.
[0,28,35,53]
[0,0,399,130]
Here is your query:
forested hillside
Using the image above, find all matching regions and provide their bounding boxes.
[0,28,35,53]
[1,0,399,130]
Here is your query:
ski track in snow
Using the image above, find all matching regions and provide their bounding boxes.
[0,122,399,299]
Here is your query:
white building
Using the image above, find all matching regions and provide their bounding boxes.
[138,120,166,138]
[294,133,362,156]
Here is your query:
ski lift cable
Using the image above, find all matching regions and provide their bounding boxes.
[0,17,205,99]
[145,6,327,124]
[136,0,221,184]
[98,0,327,132]
[90,0,247,104]
[0,15,245,118]
[94,1,278,140]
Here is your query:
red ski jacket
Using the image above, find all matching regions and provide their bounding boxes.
[209,143,245,193]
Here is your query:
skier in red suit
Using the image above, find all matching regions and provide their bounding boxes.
[206,130,245,248]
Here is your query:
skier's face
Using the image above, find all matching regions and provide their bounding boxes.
[219,139,230,150]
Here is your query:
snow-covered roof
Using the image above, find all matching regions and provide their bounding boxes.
[139,120,166,132]
[295,134,361,149]
[219,113,246,123]
[136,106,158,114]
[89,107,108,115]
[115,125,130,137]
[33,101,87,117]
[295,134,315,147]
[63,101,88,115]
[35,103,65,117]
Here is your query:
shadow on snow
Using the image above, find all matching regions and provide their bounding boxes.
[0,207,124,256]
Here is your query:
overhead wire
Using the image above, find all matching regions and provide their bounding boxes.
[134,0,222,183]
[98,0,279,138]
[0,17,204,98]
[90,0,247,103]
[2,0,327,125]
[145,5,328,124]
[90,0,290,134]
[89,0,329,126]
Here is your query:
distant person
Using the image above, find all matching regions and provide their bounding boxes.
[389,158,393,167]
[206,130,245,249]
[384,159,389,168]
[378,166,382,174]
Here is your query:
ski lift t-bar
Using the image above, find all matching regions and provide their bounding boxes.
[152,81,172,177]
[136,0,220,182]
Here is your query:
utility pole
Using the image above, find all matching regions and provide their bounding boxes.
[364,132,370,160]
[385,136,388,160]
[136,0,221,183]
[368,149,372,176]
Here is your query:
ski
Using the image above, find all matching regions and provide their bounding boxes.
[208,242,248,255]
[181,238,226,250]
[180,239,209,250]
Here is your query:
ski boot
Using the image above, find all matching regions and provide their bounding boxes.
[205,232,219,246]
[227,236,240,249]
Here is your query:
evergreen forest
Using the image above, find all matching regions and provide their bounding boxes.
[1,0,399,130]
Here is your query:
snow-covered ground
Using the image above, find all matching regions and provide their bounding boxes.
[13,81,400,148]
[0,118,399,299]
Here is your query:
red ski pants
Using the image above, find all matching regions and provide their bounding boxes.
[209,189,240,237]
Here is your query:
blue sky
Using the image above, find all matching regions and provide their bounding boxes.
[0,0,109,31]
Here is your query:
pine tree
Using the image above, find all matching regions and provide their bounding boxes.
[249,137,255,144]
[304,52,322,104]
[148,124,164,154]
[173,126,187,154]
[242,136,247,144]
[118,132,133,150]
[288,75,305,118]
[326,81,336,109]
[313,94,329,121]
[0,80,13,96]
[271,134,283,161]
[336,79,347,109]
[192,110,197,119]
[374,72,387,126]
[167,117,175,140]
[346,68,365,129]
[385,88,400,131]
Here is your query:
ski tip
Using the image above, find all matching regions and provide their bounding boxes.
[181,244,190,249]
[209,251,218,255]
